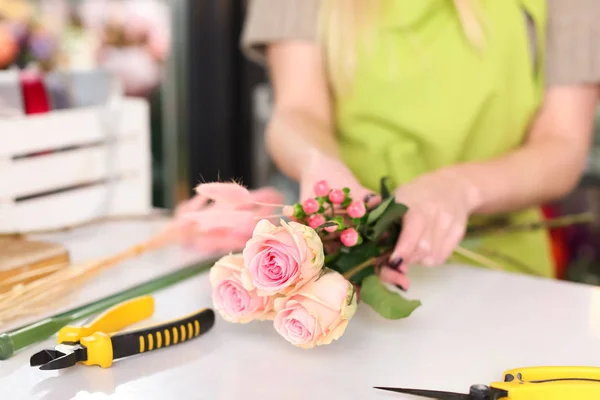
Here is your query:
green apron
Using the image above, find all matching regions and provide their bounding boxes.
[336,0,554,277]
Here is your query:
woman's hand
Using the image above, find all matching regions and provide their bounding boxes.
[299,150,378,204]
[388,169,482,270]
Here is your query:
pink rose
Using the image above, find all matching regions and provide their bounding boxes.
[273,269,357,349]
[242,219,325,296]
[210,254,273,323]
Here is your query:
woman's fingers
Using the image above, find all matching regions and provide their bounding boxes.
[425,210,455,266]
[364,193,382,209]
[438,220,467,263]
[390,209,427,266]
[379,266,411,291]
[391,205,466,267]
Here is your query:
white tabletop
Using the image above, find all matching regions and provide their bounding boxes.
[1,220,599,400]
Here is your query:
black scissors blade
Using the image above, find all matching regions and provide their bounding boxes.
[374,387,471,400]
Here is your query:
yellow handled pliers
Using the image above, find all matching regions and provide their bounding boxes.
[30,296,215,370]
[375,366,600,399]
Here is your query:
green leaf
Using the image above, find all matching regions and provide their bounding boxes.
[360,275,421,319]
[366,196,394,224]
[324,253,339,264]
[380,177,391,199]
[371,202,408,239]
[333,241,379,276]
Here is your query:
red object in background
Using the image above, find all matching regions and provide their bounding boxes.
[20,70,50,115]
[541,205,570,279]
[19,70,54,157]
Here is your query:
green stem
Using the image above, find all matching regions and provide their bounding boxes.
[467,212,594,236]
[453,245,543,277]
[343,257,377,280]
[453,246,505,271]
[343,252,392,280]
[472,247,542,276]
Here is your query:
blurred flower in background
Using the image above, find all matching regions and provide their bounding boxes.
[79,0,171,96]
[29,25,58,62]
[0,23,18,68]
[0,0,65,71]
[100,46,161,97]
[0,0,171,97]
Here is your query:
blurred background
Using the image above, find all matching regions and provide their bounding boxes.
[1,0,599,284]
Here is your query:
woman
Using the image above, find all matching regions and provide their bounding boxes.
[240,0,600,283]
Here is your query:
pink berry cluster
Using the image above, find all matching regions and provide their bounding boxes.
[283,180,368,248]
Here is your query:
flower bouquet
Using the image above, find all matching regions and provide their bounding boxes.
[192,178,421,349]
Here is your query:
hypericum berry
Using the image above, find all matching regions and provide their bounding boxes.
[282,205,295,217]
[313,180,330,197]
[307,214,326,229]
[329,189,345,204]
[340,228,360,247]
[302,198,319,214]
[346,200,366,218]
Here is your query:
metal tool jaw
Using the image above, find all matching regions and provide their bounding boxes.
[374,384,508,400]
[30,343,88,371]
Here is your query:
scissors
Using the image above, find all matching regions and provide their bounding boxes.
[375,366,600,399]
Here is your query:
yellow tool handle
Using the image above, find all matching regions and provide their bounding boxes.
[80,308,215,368]
[502,366,600,383]
[57,296,155,344]
[492,379,600,400]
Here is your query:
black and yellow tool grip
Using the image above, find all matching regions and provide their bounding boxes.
[80,308,215,368]
[503,366,600,383]
[58,296,155,344]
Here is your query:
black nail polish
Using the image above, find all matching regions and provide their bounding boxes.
[395,285,406,292]
[363,193,375,203]
[390,257,403,270]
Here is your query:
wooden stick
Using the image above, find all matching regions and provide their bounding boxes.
[0,262,69,287]
[0,228,176,324]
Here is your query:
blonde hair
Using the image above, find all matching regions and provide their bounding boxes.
[318,0,485,93]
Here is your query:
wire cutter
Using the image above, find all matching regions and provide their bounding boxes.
[30,295,215,370]
[375,366,600,399]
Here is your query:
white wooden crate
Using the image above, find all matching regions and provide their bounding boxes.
[0,98,152,233]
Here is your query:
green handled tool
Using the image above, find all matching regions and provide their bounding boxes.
[0,258,217,360]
